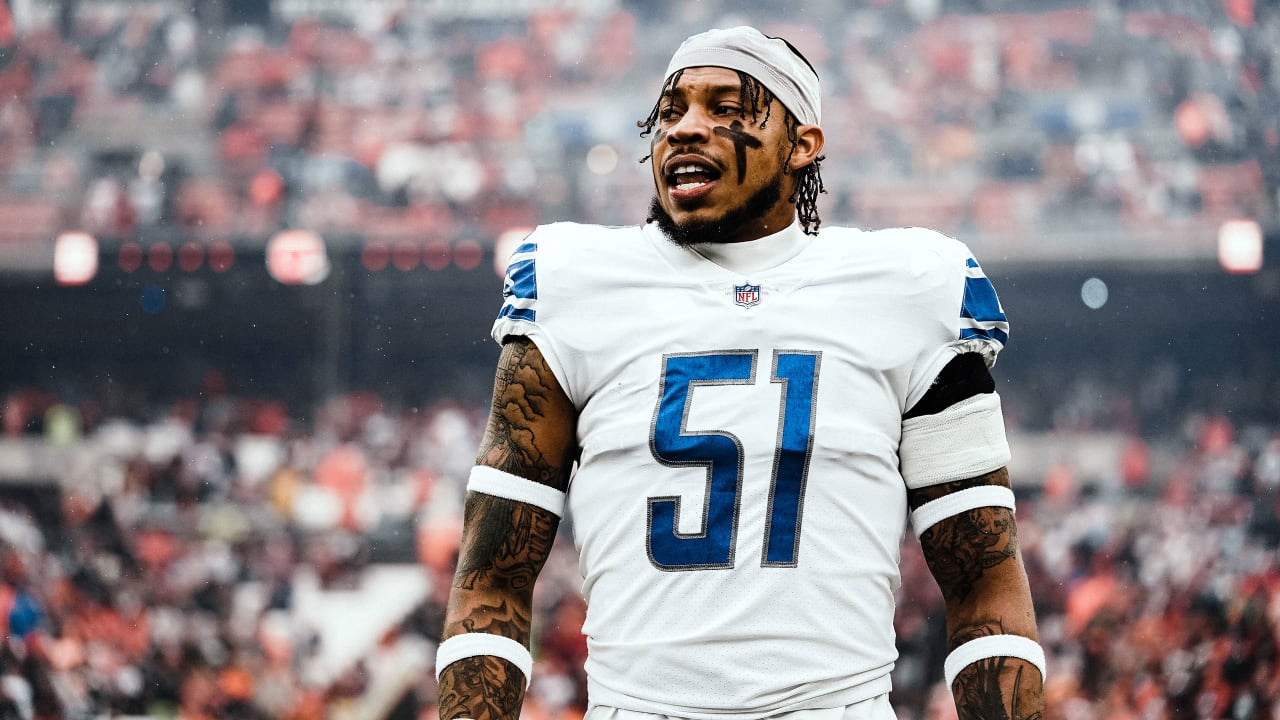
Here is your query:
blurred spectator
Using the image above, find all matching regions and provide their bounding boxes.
[0,1,1275,253]
[0,372,1275,717]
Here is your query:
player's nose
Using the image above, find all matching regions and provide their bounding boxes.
[667,105,714,144]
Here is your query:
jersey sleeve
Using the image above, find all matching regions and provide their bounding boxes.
[954,256,1010,366]
[903,234,1011,412]
[494,237,539,330]
[490,226,578,407]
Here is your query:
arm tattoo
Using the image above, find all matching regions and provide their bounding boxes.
[439,496,560,720]
[438,656,525,720]
[441,336,574,720]
[950,623,1044,720]
[910,470,1017,604]
[910,471,1042,718]
[477,338,575,489]
[454,493,558,597]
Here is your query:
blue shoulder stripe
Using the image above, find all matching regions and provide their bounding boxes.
[498,305,537,322]
[504,258,538,300]
[960,257,1006,323]
[497,241,538,323]
[960,275,1006,323]
[958,257,1009,348]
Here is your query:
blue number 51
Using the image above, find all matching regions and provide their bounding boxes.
[647,350,821,571]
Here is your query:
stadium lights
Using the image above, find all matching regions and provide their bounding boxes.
[118,241,233,273]
[1080,277,1109,310]
[424,239,451,271]
[362,242,391,272]
[454,239,483,271]
[209,241,236,273]
[118,241,143,273]
[392,240,419,271]
[586,144,619,175]
[359,238,485,272]
[1218,219,1263,274]
[266,229,329,285]
[178,242,204,272]
[148,243,174,272]
[54,231,98,286]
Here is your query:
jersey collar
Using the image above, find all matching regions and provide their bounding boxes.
[686,220,811,274]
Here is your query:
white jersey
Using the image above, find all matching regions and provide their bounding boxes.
[491,221,1008,719]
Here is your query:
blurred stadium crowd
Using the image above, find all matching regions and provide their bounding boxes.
[0,0,1275,255]
[2,386,1279,719]
[0,0,1279,719]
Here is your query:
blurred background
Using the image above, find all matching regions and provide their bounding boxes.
[0,0,1277,717]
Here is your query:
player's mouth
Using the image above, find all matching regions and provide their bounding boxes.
[664,157,723,204]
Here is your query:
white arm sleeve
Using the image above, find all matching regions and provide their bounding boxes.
[899,392,1010,489]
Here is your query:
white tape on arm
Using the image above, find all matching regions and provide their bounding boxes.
[911,485,1016,538]
[467,465,566,517]
[435,633,534,688]
[944,634,1046,690]
[900,392,1010,489]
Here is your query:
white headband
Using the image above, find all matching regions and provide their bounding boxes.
[664,26,821,126]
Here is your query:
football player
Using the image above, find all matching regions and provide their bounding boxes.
[436,26,1043,720]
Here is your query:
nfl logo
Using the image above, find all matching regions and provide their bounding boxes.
[734,283,761,308]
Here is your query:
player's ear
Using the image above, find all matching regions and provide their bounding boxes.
[788,123,824,172]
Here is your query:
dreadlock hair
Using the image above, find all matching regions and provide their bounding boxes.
[637,69,827,235]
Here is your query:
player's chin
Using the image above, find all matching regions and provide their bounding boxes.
[662,195,721,223]
[650,191,728,234]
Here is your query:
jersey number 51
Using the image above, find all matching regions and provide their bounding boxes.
[648,350,820,571]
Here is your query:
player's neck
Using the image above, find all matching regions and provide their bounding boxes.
[689,220,810,274]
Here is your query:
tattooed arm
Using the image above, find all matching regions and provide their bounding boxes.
[438,337,579,720]
[908,468,1044,720]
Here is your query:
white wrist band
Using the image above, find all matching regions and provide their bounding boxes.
[467,465,566,517]
[944,634,1046,689]
[911,485,1015,538]
[435,633,534,688]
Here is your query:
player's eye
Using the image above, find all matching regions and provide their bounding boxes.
[714,104,741,116]
[658,105,683,122]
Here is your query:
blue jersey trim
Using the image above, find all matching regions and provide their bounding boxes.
[960,327,1010,345]
[496,242,539,324]
[505,258,538,300]
[960,276,1006,323]
[498,305,537,322]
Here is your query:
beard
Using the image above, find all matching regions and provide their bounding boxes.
[648,170,786,247]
